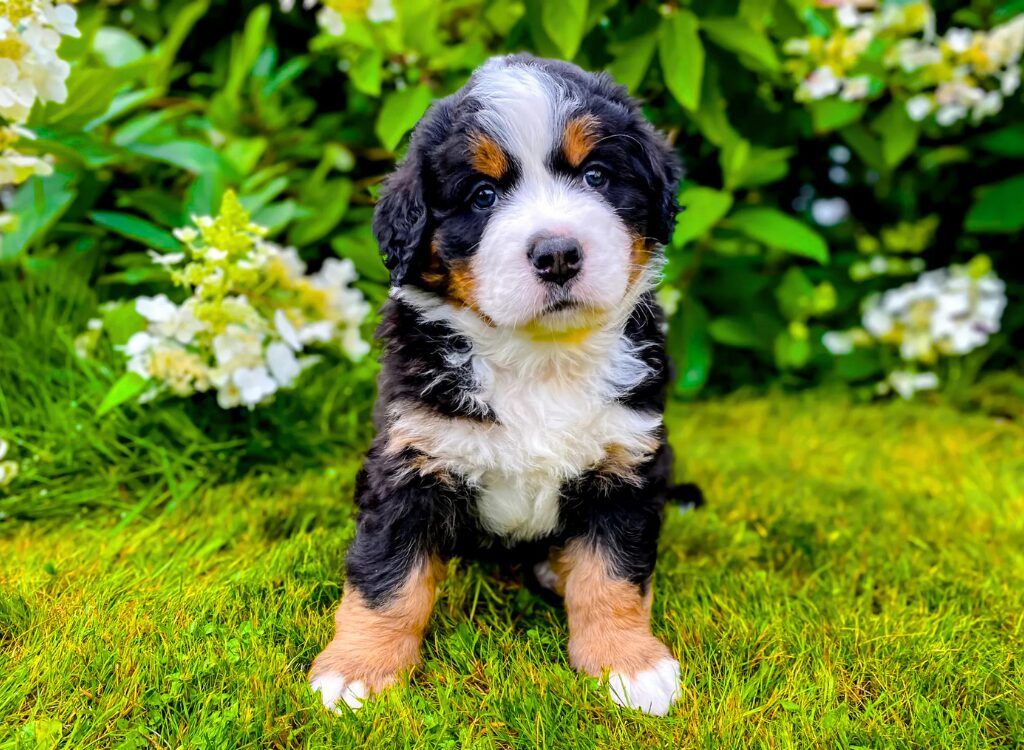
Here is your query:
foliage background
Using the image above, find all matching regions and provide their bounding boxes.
[1,0,1022,512]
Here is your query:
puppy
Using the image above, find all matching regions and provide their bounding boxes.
[310,53,683,716]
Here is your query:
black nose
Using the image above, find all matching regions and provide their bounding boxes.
[528,236,582,286]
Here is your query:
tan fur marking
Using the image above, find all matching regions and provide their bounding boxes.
[447,259,480,311]
[594,440,659,485]
[309,556,443,692]
[469,132,508,179]
[421,237,447,290]
[629,236,654,287]
[563,115,600,168]
[556,541,672,678]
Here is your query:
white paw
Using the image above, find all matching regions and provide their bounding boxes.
[533,560,560,592]
[310,672,369,713]
[608,658,681,716]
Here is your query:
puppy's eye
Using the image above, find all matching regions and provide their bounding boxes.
[583,166,607,189]
[471,185,497,210]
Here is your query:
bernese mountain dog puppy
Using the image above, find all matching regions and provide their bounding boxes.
[310,53,686,716]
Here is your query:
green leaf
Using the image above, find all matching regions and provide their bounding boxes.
[542,0,588,59]
[658,11,704,111]
[101,302,145,346]
[708,316,763,349]
[0,171,77,264]
[93,27,147,67]
[289,179,353,247]
[840,124,885,173]
[225,5,271,103]
[965,175,1024,233]
[728,207,829,263]
[125,140,234,177]
[699,18,780,72]
[349,46,383,97]
[669,297,712,398]
[873,102,919,169]
[809,99,866,133]
[720,136,751,191]
[773,330,811,370]
[97,373,149,416]
[973,125,1024,157]
[774,267,816,321]
[673,187,734,246]
[376,84,434,151]
[89,212,180,253]
[607,33,658,94]
[148,0,209,87]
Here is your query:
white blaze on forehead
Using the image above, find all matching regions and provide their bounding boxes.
[464,57,640,329]
[471,58,578,176]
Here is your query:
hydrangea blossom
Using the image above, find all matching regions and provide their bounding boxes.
[823,258,1008,398]
[112,192,371,409]
[784,1,1024,128]
[1,0,77,187]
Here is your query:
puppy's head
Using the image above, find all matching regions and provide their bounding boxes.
[373,54,680,331]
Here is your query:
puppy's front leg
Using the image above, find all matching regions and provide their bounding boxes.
[559,536,681,716]
[309,479,444,712]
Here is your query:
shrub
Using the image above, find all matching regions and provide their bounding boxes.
[1,0,1021,406]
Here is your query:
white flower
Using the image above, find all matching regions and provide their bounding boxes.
[298,320,337,344]
[266,341,302,387]
[0,459,18,487]
[811,197,850,227]
[0,437,7,461]
[862,305,894,337]
[801,66,842,100]
[136,295,204,344]
[835,3,865,29]
[367,0,396,23]
[971,90,1003,122]
[317,7,345,35]
[905,94,933,122]
[135,294,177,323]
[822,331,855,355]
[173,227,198,243]
[232,366,277,406]
[1000,66,1021,96]
[945,28,974,54]
[274,309,302,351]
[212,325,265,371]
[0,145,53,185]
[935,103,967,126]
[147,250,186,266]
[887,371,939,400]
[840,75,871,101]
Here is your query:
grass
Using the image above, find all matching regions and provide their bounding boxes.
[2,387,1023,749]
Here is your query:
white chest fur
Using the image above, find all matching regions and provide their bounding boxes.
[385,296,663,541]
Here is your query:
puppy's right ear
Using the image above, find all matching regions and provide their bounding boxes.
[372,152,428,287]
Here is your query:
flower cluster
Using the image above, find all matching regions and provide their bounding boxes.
[280,0,395,36]
[115,191,371,409]
[784,1,1024,127]
[824,257,1008,397]
[0,0,78,186]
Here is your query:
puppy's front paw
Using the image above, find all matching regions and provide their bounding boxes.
[309,672,369,713]
[607,657,681,716]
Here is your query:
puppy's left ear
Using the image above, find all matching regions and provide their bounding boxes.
[373,151,429,287]
[641,126,682,245]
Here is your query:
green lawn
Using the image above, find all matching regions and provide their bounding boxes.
[2,389,1023,749]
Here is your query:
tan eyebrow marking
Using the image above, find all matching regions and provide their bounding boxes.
[563,114,601,168]
[469,132,508,180]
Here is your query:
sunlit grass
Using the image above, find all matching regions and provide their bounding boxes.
[2,387,1022,748]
